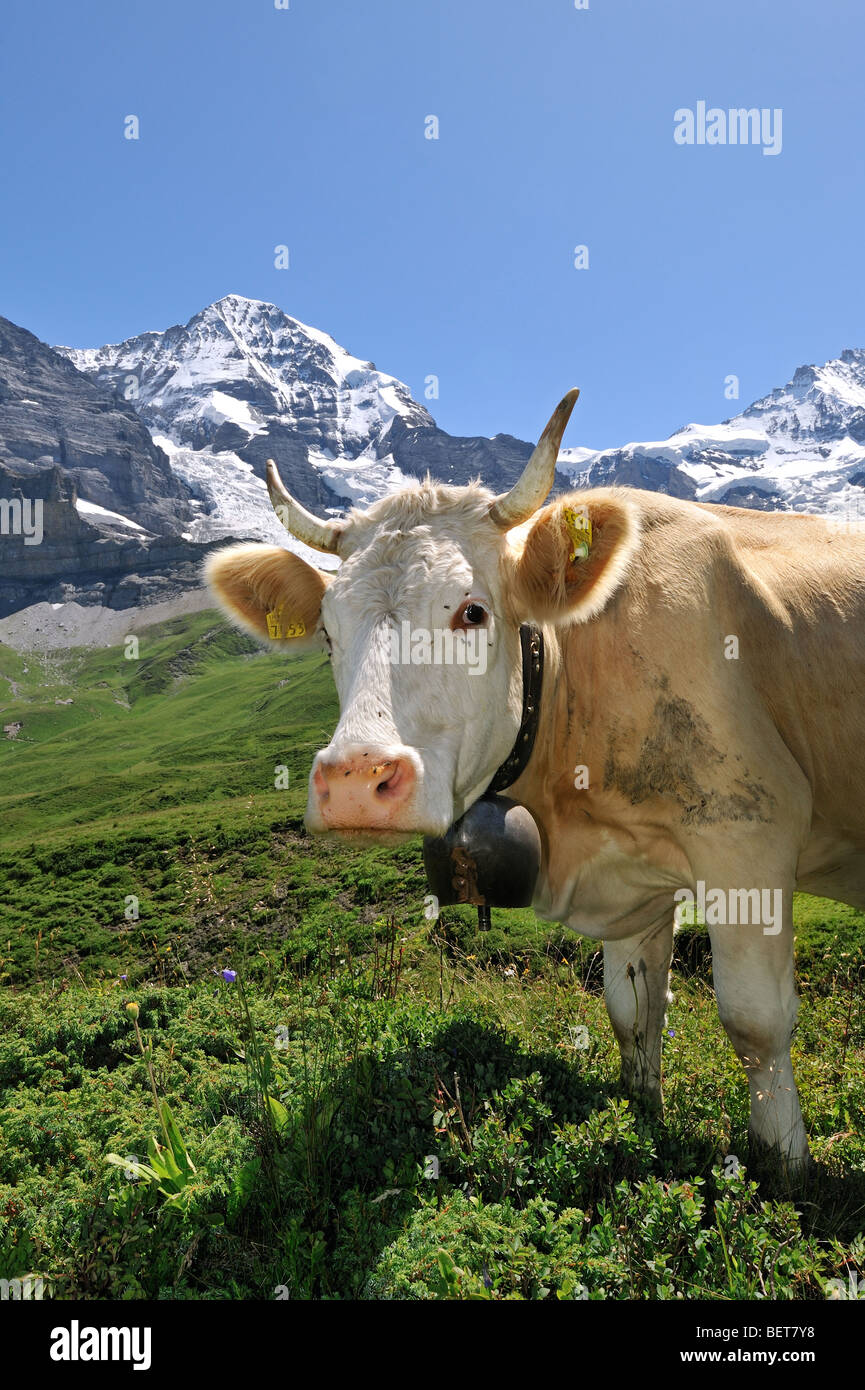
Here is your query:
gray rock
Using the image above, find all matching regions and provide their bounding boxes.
[0,314,192,536]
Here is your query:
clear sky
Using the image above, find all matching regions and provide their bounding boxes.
[1,0,863,450]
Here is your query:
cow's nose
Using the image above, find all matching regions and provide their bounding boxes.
[312,751,416,828]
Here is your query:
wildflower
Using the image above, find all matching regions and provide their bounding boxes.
[221,969,237,984]
[126,1002,139,1020]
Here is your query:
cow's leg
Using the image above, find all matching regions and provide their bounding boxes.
[707,891,809,1172]
[603,917,674,1108]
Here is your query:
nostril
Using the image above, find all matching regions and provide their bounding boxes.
[374,761,404,798]
[313,766,329,800]
[374,761,396,794]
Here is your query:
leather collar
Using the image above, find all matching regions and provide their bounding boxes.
[485,624,544,793]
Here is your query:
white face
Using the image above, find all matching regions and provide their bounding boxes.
[305,511,525,841]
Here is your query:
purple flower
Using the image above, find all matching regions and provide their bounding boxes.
[120,975,127,981]
[221,969,237,984]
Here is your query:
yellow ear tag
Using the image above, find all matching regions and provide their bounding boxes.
[266,606,306,640]
[562,505,592,561]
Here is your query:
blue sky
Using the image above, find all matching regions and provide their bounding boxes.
[1,0,863,450]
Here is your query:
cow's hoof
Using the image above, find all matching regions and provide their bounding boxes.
[619,1077,663,1116]
[747,1133,815,1187]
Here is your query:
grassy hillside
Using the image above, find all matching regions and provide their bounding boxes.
[0,611,333,843]
[0,613,591,987]
[0,611,863,1300]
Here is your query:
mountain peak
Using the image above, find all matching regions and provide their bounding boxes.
[738,347,865,441]
[201,293,287,329]
[195,295,372,366]
[559,345,865,518]
[53,297,437,549]
[211,293,275,311]
[56,297,434,458]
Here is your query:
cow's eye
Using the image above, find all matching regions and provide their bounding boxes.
[453,599,490,629]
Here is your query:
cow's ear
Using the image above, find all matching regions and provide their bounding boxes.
[204,543,330,648]
[508,494,640,625]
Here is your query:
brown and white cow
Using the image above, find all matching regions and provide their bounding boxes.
[206,391,865,1171]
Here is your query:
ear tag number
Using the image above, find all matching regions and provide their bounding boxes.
[562,506,592,561]
[266,606,306,640]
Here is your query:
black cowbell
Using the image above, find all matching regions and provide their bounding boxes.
[422,794,542,925]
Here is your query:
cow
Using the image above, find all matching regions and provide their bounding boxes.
[206,390,865,1173]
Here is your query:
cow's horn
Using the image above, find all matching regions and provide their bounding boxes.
[488,388,580,530]
[266,459,342,555]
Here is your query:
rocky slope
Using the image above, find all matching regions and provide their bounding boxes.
[0,315,191,534]
[0,457,220,619]
[0,317,207,618]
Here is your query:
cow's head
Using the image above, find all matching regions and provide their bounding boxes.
[206,391,639,842]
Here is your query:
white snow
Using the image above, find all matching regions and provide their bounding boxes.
[53,296,439,556]
[202,390,263,434]
[152,435,339,569]
[310,448,417,510]
[559,351,865,522]
[75,499,146,530]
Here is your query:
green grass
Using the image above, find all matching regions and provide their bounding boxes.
[0,612,333,843]
[0,611,864,1300]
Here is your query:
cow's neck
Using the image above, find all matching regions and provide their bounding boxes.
[485,624,545,795]
[502,613,708,937]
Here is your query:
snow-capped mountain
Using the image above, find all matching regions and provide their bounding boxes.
[55,296,563,552]
[57,295,865,546]
[560,349,865,524]
[58,295,435,548]
[61,294,432,465]
[5,293,865,623]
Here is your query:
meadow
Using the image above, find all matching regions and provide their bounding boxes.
[0,613,863,1300]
